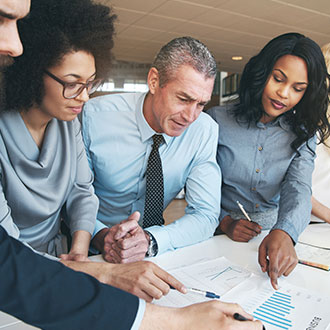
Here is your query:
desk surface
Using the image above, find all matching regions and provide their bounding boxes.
[152,230,330,297]
[1,227,329,329]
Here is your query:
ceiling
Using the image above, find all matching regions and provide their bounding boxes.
[96,0,330,73]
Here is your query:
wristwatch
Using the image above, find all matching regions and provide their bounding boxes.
[145,230,158,257]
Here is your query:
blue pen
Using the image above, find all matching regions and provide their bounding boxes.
[170,285,220,299]
[186,287,220,299]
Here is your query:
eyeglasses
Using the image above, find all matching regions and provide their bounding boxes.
[44,70,102,99]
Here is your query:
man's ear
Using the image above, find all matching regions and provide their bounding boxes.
[147,67,159,95]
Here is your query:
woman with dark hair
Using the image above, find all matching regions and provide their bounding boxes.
[0,0,115,259]
[311,42,330,224]
[208,32,330,289]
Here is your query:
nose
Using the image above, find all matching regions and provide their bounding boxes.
[181,104,199,123]
[75,87,90,103]
[3,23,24,57]
[277,84,290,99]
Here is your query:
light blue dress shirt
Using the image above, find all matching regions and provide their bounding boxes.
[207,105,316,242]
[82,92,221,255]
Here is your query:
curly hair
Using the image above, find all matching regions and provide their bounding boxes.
[2,0,116,111]
[233,32,330,151]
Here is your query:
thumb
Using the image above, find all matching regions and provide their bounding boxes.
[128,211,141,222]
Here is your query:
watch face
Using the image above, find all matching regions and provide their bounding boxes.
[146,233,158,257]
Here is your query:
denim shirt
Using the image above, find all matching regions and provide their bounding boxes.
[208,105,316,242]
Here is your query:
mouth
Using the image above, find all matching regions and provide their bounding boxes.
[172,120,187,128]
[69,106,83,114]
[270,98,286,110]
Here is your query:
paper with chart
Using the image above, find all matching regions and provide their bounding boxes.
[222,274,330,330]
[155,257,251,307]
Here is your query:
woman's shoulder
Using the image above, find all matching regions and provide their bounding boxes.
[207,103,237,124]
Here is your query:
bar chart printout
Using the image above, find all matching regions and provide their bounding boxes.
[222,275,330,330]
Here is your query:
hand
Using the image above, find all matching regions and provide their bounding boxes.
[141,300,264,329]
[61,259,186,302]
[258,229,298,289]
[220,215,262,242]
[102,211,149,263]
[60,252,89,262]
[108,225,149,263]
[106,260,186,301]
[62,230,91,261]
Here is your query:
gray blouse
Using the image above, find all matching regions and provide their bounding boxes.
[0,111,98,255]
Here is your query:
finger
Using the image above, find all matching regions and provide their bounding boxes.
[258,244,269,273]
[268,257,279,290]
[120,211,141,224]
[112,243,147,259]
[133,288,154,303]
[155,267,186,294]
[118,232,148,250]
[106,247,124,263]
[121,253,147,263]
[220,302,253,320]
[237,230,257,241]
[244,221,262,234]
[234,320,264,330]
[59,254,69,260]
[283,259,298,277]
[114,220,140,240]
[128,211,141,222]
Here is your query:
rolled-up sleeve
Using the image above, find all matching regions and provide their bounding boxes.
[273,136,316,242]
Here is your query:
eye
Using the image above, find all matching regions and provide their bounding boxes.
[178,97,188,103]
[293,87,306,93]
[65,82,78,90]
[273,75,283,83]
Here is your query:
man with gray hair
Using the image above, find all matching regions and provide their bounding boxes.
[83,36,221,263]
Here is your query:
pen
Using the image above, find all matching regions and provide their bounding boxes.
[170,286,220,299]
[236,200,252,222]
[234,313,266,330]
[186,287,220,299]
[298,259,330,271]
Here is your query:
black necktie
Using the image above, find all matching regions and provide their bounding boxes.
[143,134,165,228]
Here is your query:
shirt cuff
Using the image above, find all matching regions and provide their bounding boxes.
[220,208,229,221]
[271,222,299,243]
[130,299,146,330]
[92,219,108,238]
[146,225,171,255]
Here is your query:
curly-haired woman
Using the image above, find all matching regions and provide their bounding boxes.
[0,0,116,259]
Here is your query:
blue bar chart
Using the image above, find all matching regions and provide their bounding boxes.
[222,275,330,330]
[253,291,294,329]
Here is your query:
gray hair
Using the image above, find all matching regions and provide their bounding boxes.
[152,36,217,87]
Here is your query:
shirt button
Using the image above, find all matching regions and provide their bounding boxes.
[251,187,256,191]
[258,146,263,151]
[256,204,260,208]
[256,169,260,173]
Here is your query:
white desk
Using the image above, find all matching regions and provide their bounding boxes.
[1,227,329,329]
[152,230,330,297]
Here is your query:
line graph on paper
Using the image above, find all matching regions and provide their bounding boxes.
[155,257,251,308]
